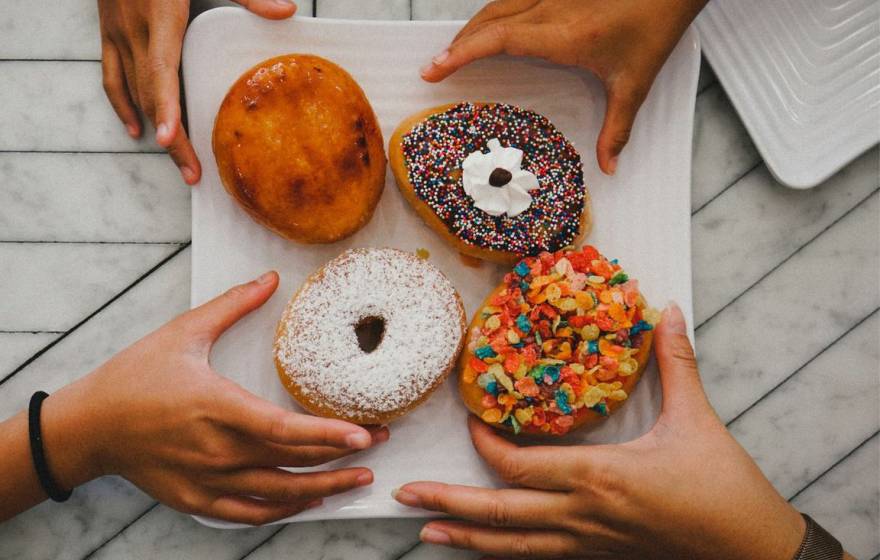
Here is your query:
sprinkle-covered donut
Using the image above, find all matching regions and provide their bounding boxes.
[458,246,660,436]
[389,102,591,265]
[274,248,466,425]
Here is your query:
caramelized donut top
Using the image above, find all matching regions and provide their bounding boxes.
[212,54,385,243]
[461,247,659,435]
[401,102,586,255]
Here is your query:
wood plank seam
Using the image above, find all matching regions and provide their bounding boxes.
[695,188,879,332]
[0,243,191,386]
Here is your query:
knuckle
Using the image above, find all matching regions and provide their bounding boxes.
[511,535,534,556]
[485,498,512,527]
[200,440,234,470]
[497,455,525,485]
[175,489,202,513]
[224,284,250,303]
[489,22,510,43]
[667,335,697,363]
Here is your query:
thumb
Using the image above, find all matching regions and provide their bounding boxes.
[596,83,645,176]
[653,302,711,419]
[185,271,279,346]
[233,0,297,19]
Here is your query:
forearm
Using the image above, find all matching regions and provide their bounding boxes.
[0,386,101,521]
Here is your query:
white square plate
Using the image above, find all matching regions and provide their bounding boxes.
[696,0,880,189]
[182,9,698,528]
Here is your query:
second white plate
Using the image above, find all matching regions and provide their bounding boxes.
[696,0,880,189]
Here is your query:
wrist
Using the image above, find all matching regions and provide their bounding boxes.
[40,381,107,491]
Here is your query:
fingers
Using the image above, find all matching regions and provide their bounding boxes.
[453,0,540,42]
[596,83,646,176]
[217,467,372,505]
[394,482,570,529]
[419,521,580,558]
[164,126,202,185]
[250,426,390,467]
[208,494,318,525]
[234,0,298,19]
[653,302,711,418]
[467,416,581,490]
[225,389,373,450]
[101,41,142,138]
[146,26,203,184]
[184,271,279,345]
[421,22,544,82]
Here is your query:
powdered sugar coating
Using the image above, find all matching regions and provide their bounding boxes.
[274,248,465,418]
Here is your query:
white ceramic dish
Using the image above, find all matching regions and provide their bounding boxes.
[182,10,698,528]
[696,0,880,189]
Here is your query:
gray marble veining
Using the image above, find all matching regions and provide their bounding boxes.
[0,242,180,332]
[730,313,879,499]
[0,62,156,151]
[791,436,880,560]
[0,153,191,243]
[697,193,879,422]
[692,149,879,324]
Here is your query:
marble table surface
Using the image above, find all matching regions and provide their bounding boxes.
[0,1,878,558]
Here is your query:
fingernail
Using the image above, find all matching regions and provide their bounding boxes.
[180,166,195,183]
[663,301,686,334]
[392,487,421,508]
[356,471,373,486]
[157,123,169,141]
[608,155,619,176]
[274,0,293,4]
[126,124,139,138]
[420,49,449,76]
[373,428,390,444]
[306,499,323,509]
[345,432,371,449]
[256,271,275,284]
[420,526,451,545]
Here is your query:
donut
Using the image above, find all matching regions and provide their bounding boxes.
[389,102,591,265]
[213,54,385,244]
[274,248,466,425]
[458,246,660,436]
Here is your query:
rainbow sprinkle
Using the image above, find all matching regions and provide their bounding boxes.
[401,103,586,255]
[463,246,660,435]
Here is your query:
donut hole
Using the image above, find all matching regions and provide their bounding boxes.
[354,315,385,353]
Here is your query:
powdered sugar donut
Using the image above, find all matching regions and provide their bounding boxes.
[274,248,466,425]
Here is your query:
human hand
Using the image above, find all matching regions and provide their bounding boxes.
[43,271,385,525]
[96,0,297,185]
[394,304,808,559]
[420,0,707,176]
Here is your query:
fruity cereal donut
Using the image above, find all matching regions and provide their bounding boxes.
[389,102,591,265]
[458,246,660,436]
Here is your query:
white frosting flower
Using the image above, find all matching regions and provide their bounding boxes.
[462,139,539,217]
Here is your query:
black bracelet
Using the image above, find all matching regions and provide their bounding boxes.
[792,514,843,560]
[28,391,73,502]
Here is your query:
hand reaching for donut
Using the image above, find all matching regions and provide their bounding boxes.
[421,0,707,176]
[96,0,297,185]
[0,272,385,525]
[394,304,812,559]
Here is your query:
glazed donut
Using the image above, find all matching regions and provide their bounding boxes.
[274,248,466,425]
[458,246,659,436]
[389,102,591,265]
[213,54,385,244]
